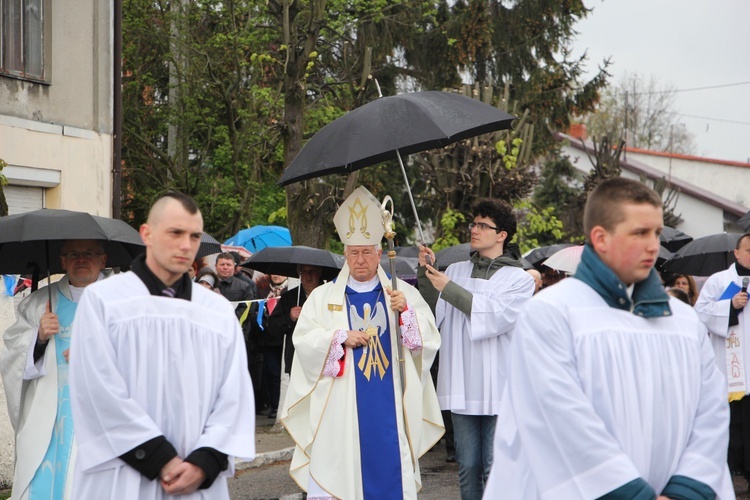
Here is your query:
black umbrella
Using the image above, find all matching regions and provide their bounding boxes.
[660,226,693,253]
[663,233,740,276]
[394,246,420,259]
[196,232,222,259]
[435,243,473,271]
[0,209,144,276]
[241,245,344,282]
[524,243,575,268]
[380,255,418,278]
[278,90,516,243]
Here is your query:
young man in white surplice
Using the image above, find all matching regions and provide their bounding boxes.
[484,178,732,499]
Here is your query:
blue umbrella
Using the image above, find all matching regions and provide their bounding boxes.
[224,225,292,253]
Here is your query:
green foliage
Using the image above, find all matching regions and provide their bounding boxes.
[514,200,566,254]
[119,0,611,248]
[432,209,466,251]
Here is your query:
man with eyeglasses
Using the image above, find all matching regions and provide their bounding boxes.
[1,239,108,499]
[281,186,443,499]
[418,199,534,500]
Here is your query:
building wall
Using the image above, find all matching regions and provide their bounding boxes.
[626,151,750,208]
[0,1,113,133]
[0,0,114,486]
[561,144,726,239]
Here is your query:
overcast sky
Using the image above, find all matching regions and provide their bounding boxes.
[570,0,750,163]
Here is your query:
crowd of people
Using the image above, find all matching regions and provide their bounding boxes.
[0,179,747,499]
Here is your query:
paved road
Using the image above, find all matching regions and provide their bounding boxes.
[229,443,460,499]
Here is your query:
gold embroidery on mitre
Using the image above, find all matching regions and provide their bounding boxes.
[347,197,371,240]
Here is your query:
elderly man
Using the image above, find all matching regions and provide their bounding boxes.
[281,186,443,499]
[696,233,750,483]
[1,239,108,499]
[485,178,731,499]
[68,192,255,499]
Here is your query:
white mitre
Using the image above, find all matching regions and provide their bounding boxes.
[333,186,385,245]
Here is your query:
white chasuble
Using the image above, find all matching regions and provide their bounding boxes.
[281,264,444,500]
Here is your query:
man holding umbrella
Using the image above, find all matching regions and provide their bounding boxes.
[281,186,443,499]
[1,239,108,499]
[695,232,750,482]
[418,199,534,500]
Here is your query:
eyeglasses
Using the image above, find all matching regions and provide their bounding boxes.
[61,251,103,260]
[468,222,500,232]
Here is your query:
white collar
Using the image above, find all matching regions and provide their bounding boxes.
[347,274,380,293]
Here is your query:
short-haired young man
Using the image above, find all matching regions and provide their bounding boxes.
[69,192,255,498]
[419,199,534,500]
[484,178,732,498]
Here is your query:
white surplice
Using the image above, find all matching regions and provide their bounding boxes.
[695,266,750,395]
[435,262,534,415]
[68,272,255,499]
[485,278,733,499]
[281,264,444,500]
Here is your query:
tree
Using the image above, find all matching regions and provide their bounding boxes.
[531,155,583,244]
[120,0,611,248]
[0,158,8,217]
[585,72,695,154]
[121,0,288,239]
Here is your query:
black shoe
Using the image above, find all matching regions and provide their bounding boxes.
[446,454,456,463]
[267,408,278,419]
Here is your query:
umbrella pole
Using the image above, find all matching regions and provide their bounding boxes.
[46,240,52,304]
[381,196,416,470]
[297,276,301,306]
[395,150,427,246]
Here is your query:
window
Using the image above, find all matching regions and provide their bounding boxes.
[1,0,43,80]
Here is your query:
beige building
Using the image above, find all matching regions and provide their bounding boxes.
[0,0,115,486]
[1,0,114,216]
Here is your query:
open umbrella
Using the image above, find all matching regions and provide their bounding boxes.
[277,90,516,243]
[394,246,420,259]
[196,232,222,259]
[542,245,584,274]
[224,225,292,254]
[524,243,575,268]
[663,233,740,276]
[435,243,473,270]
[380,255,418,278]
[241,245,344,282]
[0,209,144,275]
[660,227,693,253]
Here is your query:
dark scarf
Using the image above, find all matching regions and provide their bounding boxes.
[574,244,671,318]
[736,262,750,276]
[130,254,192,300]
[469,242,524,279]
